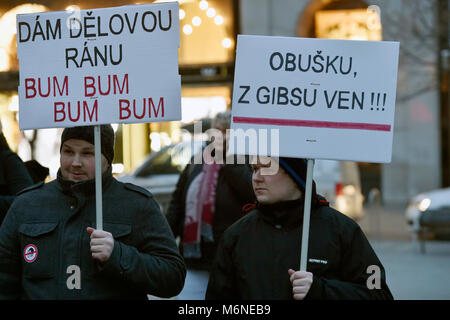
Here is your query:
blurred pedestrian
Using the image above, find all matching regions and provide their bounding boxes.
[24,160,49,184]
[0,126,33,225]
[0,125,185,299]
[206,156,393,300]
[166,110,255,299]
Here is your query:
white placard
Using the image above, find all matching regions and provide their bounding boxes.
[17,2,181,130]
[230,35,400,163]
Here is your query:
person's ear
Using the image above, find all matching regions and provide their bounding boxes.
[101,155,110,172]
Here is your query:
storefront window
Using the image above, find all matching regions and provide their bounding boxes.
[315,8,382,40]
[0,4,49,72]
[0,4,50,166]
[178,0,235,65]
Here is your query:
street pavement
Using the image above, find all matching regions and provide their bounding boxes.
[369,239,450,300]
[359,205,450,300]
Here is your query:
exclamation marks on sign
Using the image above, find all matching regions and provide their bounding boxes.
[371,93,387,111]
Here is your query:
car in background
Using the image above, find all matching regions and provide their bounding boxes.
[119,142,365,220]
[118,140,204,214]
[405,188,450,241]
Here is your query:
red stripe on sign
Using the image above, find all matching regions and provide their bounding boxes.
[233,116,391,132]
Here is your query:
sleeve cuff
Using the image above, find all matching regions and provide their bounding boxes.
[96,240,124,276]
[305,275,323,300]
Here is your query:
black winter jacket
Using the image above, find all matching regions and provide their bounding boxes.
[0,168,186,299]
[165,160,255,270]
[0,149,33,224]
[205,199,394,300]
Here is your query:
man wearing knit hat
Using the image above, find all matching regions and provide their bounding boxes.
[59,125,115,181]
[0,125,186,299]
[206,156,393,300]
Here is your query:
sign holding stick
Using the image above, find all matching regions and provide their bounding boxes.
[230,35,399,271]
[16,3,182,230]
[94,126,103,230]
[300,159,314,271]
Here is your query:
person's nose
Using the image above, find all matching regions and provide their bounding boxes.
[71,153,82,167]
[252,169,264,183]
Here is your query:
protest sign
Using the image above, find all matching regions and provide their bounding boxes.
[16,2,181,230]
[230,35,399,163]
[17,2,181,130]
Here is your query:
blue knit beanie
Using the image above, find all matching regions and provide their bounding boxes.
[278,157,317,197]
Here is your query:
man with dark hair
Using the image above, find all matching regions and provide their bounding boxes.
[0,125,185,299]
[206,156,393,300]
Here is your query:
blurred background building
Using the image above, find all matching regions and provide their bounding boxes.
[0,0,447,207]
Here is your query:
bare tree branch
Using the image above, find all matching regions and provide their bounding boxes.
[379,0,442,102]
[397,83,438,103]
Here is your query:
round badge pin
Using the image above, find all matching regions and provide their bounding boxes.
[23,244,38,263]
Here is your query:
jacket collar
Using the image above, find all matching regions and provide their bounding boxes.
[257,198,306,229]
[57,166,113,196]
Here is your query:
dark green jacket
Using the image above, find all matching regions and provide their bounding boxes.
[206,199,394,300]
[0,169,186,300]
